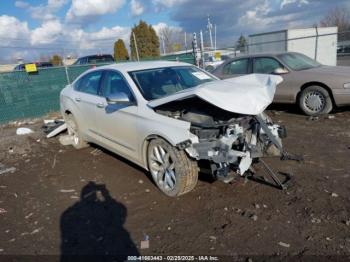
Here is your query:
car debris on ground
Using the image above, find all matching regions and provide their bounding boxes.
[0,164,16,175]
[16,127,33,135]
[278,242,291,248]
[42,119,67,138]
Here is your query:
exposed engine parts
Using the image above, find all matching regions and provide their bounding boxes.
[155,97,298,189]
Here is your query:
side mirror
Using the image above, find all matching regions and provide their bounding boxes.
[273,68,289,75]
[106,92,131,105]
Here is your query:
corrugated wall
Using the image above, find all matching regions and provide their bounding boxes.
[248,30,287,54]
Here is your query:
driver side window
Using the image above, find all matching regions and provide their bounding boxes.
[223,59,248,75]
[253,57,284,74]
[101,71,134,101]
[74,71,102,95]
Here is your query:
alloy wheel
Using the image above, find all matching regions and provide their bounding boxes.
[149,145,176,192]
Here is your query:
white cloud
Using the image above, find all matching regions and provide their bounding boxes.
[130,0,144,16]
[280,0,309,9]
[15,0,68,21]
[31,20,63,45]
[66,0,125,23]
[239,0,271,27]
[66,25,130,51]
[152,22,182,36]
[152,0,187,8]
[15,1,30,8]
[152,0,187,11]
[0,15,30,44]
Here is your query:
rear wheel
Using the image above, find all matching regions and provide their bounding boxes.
[298,86,333,116]
[147,138,198,197]
[65,114,89,149]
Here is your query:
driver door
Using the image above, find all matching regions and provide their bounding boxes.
[252,57,297,103]
[94,70,139,161]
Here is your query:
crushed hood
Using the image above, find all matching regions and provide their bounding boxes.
[148,74,283,115]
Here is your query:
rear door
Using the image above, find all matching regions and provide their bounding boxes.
[94,70,140,161]
[220,58,250,79]
[72,70,103,136]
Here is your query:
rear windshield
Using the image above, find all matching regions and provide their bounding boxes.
[129,66,215,101]
[88,55,114,63]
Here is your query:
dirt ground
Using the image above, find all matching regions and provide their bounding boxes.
[0,107,350,261]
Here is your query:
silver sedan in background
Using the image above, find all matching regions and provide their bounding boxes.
[212,52,350,115]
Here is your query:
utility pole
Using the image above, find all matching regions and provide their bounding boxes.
[133,32,140,61]
[200,30,205,68]
[192,32,199,67]
[184,32,187,52]
[207,15,213,50]
[161,33,166,55]
[214,24,217,51]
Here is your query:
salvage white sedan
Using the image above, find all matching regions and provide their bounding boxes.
[60,61,286,196]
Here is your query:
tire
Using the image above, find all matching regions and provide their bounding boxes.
[65,114,89,149]
[147,138,198,197]
[298,86,333,116]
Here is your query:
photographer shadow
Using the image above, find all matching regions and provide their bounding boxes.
[60,182,139,262]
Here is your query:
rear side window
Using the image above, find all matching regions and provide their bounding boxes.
[253,57,283,74]
[75,71,103,95]
[223,59,248,75]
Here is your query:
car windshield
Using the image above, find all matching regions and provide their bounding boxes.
[277,53,321,71]
[129,66,215,100]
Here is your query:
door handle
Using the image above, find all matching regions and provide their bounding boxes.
[96,103,105,108]
[75,97,81,102]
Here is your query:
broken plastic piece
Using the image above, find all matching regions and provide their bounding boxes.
[46,123,67,138]
[16,128,33,135]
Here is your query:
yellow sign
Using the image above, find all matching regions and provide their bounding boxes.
[25,63,37,73]
[214,52,221,60]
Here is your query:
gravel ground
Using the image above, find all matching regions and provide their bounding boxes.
[0,108,349,261]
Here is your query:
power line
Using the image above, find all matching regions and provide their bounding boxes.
[0,36,129,43]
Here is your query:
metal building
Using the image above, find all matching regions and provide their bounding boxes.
[248,27,338,66]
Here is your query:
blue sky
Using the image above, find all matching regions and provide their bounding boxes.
[0,0,349,63]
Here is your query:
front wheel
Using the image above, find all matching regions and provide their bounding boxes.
[298,86,333,116]
[147,138,198,197]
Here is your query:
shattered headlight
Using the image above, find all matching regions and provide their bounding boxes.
[344,82,350,89]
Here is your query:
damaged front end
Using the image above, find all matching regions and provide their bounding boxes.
[155,97,288,185]
[149,74,300,189]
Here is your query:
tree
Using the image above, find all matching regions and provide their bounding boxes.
[50,55,63,66]
[319,7,350,32]
[236,34,247,52]
[149,25,160,57]
[114,39,129,61]
[130,20,160,60]
[158,25,184,54]
[319,7,350,41]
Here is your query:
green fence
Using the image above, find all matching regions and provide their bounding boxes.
[0,55,195,123]
[0,65,93,123]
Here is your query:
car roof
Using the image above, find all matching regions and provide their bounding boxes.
[78,54,113,59]
[96,61,193,72]
[227,51,299,60]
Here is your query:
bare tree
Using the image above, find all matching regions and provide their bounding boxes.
[158,25,184,54]
[319,7,350,40]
